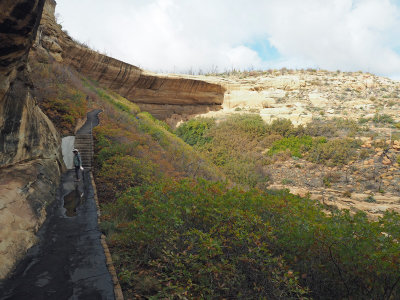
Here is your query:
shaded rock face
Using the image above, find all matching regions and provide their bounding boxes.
[36,0,225,126]
[0,0,63,279]
[0,0,61,167]
[0,71,61,166]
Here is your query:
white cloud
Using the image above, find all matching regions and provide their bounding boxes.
[263,0,400,76]
[56,0,400,78]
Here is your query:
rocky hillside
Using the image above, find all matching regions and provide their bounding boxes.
[190,70,400,219]
[199,69,399,126]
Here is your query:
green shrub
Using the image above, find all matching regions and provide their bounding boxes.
[140,111,171,132]
[358,117,370,124]
[373,113,395,125]
[268,118,304,137]
[323,176,331,187]
[229,114,267,136]
[282,178,294,185]
[175,118,215,146]
[268,136,326,158]
[98,155,156,195]
[308,138,361,166]
[365,195,377,203]
[306,118,361,137]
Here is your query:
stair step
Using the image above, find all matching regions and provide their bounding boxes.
[75,141,93,144]
[75,134,92,137]
[75,139,92,142]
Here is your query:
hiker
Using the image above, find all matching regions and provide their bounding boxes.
[73,149,82,181]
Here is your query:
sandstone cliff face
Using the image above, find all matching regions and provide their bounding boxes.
[36,0,225,126]
[0,0,63,279]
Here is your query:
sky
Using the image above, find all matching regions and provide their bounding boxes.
[56,0,400,79]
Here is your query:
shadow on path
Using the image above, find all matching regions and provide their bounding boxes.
[0,110,114,300]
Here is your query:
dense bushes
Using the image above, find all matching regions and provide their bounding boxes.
[103,178,400,299]
[103,180,308,298]
[268,136,326,158]
[308,138,361,165]
[175,118,215,146]
[268,136,361,165]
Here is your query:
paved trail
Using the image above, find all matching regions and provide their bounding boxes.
[0,110,114,299]
[77,109,102,135]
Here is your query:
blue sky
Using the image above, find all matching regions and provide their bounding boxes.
[57,0,400,79]
[246,39,280,62]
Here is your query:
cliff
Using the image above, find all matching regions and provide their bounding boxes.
[36,0,225,126]
[0,0,63,279]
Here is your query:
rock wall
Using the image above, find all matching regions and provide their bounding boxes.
[0,0,63,279]
[36,0,225,126]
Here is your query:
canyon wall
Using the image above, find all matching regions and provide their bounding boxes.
[36,0,225,126]
[0,0,63,279]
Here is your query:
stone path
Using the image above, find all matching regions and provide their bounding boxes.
[0,110,114,299]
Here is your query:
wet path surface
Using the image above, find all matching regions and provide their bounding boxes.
[77,109,102,135]
[0,110,114,299]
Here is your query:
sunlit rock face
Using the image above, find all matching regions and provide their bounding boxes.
[36,0,225,127]
[0,0,63,279]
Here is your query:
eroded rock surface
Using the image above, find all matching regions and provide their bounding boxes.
[0,0,63,279]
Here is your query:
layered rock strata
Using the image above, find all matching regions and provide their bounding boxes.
[36,0,225,126]
[0,0,63,279]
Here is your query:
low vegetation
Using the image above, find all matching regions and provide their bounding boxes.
[33,53,400,299]
[101,165,400,299]
[94,103,400,299]
[89,80,222,201]
[176,115,363,189]
[30,56,89,135]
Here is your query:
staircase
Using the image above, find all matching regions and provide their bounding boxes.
[74,134,94,169]
[74,109,102,170]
